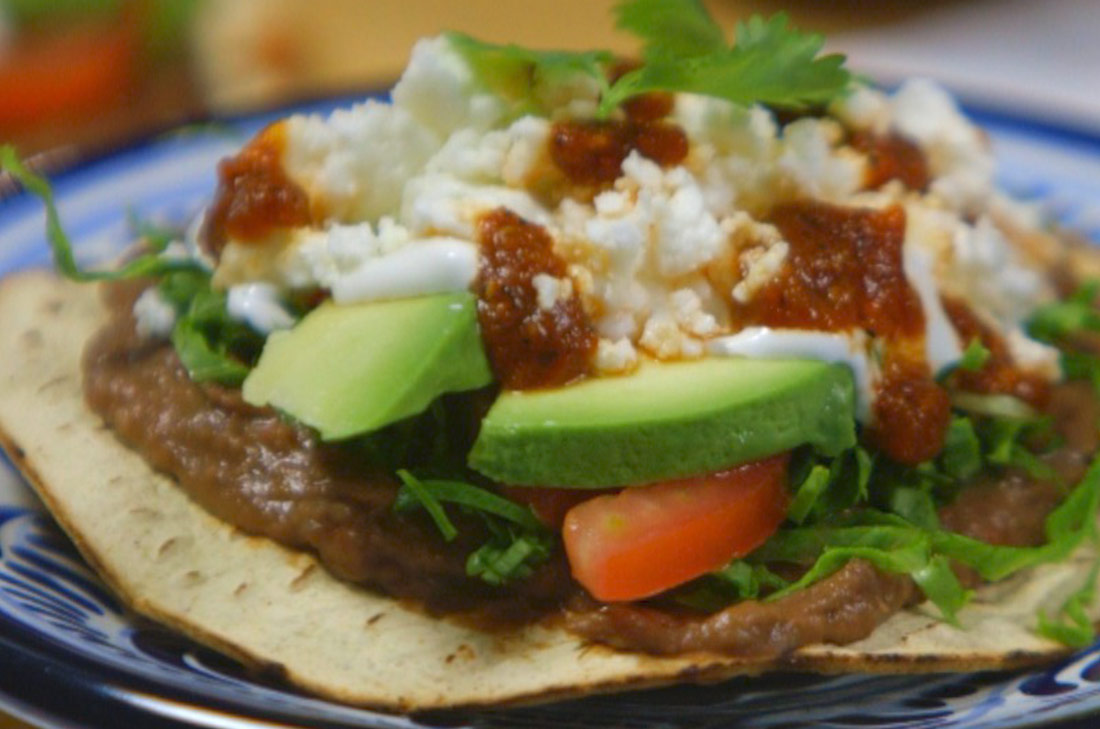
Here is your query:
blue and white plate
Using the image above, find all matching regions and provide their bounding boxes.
[1,99,1100,729]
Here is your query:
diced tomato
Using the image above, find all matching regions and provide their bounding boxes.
[562,455,789,602]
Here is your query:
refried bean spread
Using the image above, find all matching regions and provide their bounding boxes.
[81,282,1098,658]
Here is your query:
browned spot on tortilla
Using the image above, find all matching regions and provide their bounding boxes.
[445,643,477,664]
[37,375,70,394]
[290,564,316,592]
[366,612,385,627]
[43,299,63,314]
[234,582,249,597]
[157,538,178,557]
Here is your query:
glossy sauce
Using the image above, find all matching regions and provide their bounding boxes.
[202,124,312,257]
[739,201,948,463]
[475,208,597,389]
[744,202,924,337]
[850,130,930,191]
[549,118,687,186]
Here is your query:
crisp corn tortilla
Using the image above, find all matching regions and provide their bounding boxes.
[1,270,1098,712]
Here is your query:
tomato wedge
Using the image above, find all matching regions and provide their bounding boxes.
[562,455,789,602]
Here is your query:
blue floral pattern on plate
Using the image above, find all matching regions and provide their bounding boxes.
[1,100,1099,729]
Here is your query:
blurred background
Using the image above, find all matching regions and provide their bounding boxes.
[0,0,1097,162]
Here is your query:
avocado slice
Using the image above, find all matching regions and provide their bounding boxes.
[469,358,855,488]
[242,293,492,440]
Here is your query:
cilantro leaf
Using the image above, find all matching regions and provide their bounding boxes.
[446,32,612,116]
[615,0,727,61]
[599,12,850,115]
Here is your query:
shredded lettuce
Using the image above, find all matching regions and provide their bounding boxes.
[940,416,982,481]
[676,561,789,611]
[956,337,992,373]
[393,471,552,585]
[395,470,459,541]
[156,270,266,386]
[1039,556,1100,647]
[754,455,1100,625]
[467,531,553,586]
[393,474,544,532]
[0,145,203,282]
[2,146,266,386]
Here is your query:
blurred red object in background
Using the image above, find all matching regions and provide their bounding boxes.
[0,13,138,130]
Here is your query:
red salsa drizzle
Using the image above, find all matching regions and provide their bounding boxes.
[742,202,924,338]
[871,344,953,465]
[549,119,687,187]
[850,131,930,192]
[202,124,313,258]
[738,200,949,464]
[476,208,596,390]
[942,296,1052,409]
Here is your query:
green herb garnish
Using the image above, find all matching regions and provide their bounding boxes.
[600,9,851,116]
[449,0,853,120]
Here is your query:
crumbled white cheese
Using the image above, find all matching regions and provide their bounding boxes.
[732,238,789,304]
[532,273,574,311]
[595,337,638,374]
[210,36,1066,408]
[891,79,994,214]
[284,101,441,223]
[831,85,891,134]
[391,35,507,136]
[227,283,296,333]
[1006,327,1062,382]
[669,288,719,337]
[639,312,704,359]
[401,174,550,239]
[953,215,1051,327]
[776,118,863,202]
[133,288,177,340]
